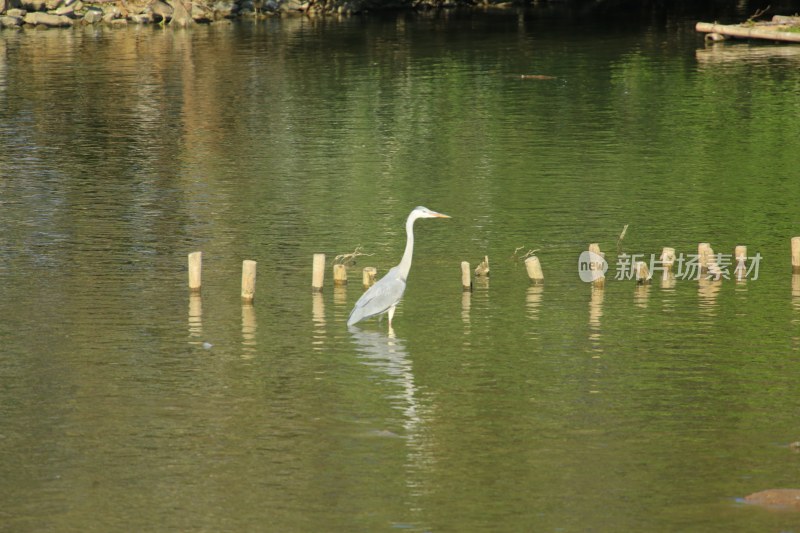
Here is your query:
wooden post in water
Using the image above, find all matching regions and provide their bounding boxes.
[333,264,347,286]
[525,256,544,284]
[734,245,747,281]
[588,243,605,288]
[792,237,800,273]
[660,247,676,289]
[311,253,325,292]
[241,260,257,304]
[698,243,712,273]
[699,242,722,279]
[461,261,472,291]
[188,251,202,292]
[474,256,490,277]
[635,261,651,284]
[660,247,676,271]
[362,267,377,289]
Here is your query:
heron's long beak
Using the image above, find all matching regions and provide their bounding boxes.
[434,212,451,218]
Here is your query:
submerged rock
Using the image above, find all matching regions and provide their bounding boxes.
[744,489,800,510]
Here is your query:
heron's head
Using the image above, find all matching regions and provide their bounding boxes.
[412,206,451,220]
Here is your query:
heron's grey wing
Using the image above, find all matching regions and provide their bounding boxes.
[347,273,406,326]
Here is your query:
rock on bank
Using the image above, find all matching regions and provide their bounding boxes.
[0,0,486,27]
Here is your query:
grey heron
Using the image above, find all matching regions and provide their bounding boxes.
[347,206,450,328]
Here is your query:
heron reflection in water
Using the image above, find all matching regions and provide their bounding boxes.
[348,326,422,440]
[347,206,450,329]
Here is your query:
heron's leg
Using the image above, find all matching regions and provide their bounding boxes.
[387,305,396,327]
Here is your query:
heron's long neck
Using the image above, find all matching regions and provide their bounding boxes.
[397,215,416,280]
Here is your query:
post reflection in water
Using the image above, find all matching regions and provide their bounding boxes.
[474,276,489,292]
[792,275,800,349]
[461,290,471,330]
[312,292,326,352]
[461,291,470,321]
[333,286,348,322]
[188,293,203,345]
[660,270,676,290]
[660,271,676,313]
[525,285,543,341]
[348,326,430,500]
[634,282,650,308]
[792,274,800,308]
[698,277,722,318]
[241,304,257,359]
[588,286,603,355]
[525,285,543,321]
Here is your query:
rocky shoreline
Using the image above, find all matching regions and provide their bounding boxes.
[0,0,504,28]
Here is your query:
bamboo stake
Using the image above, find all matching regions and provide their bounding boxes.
[698,243,712,273]
[312,253,325,291]
[188,251,202,292]
[461,261,472,291]
[362,267,377,289]
[588,243,605,287]
[241,260,257,304]
[333,264,347,286]
[697,242,722,279]
[792,237,800,273]
[525,256,544,284]
[660,247,676,271]
[474,256,490,277]
[635,261,651,284]
[734,245,747,281]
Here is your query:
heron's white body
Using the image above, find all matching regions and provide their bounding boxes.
[347,206,449,328]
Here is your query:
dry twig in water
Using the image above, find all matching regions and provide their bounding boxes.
[747,5,770,23]
[334,246,372,266]
[512,246,540,262]
[616,224,629,256]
